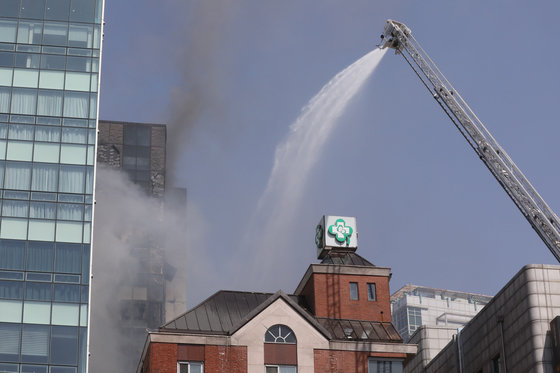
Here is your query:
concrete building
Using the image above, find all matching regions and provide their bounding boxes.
[92,120,187,371]
[404,264,560,372]
[0,1,104,372]
[391,284,492,342]
[136,216,417,373]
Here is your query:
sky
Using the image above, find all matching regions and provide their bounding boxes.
[97,1,560,308]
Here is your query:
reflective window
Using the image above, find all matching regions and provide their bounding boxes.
[178,362,203,373]
[0,323,21,362]
[0,239,25,270]
[16,53,40,69]
[50,326,78,365]
[45,0,70,21]
[0,0,20,17]
[367,283,376,301]
[368,358,403,373]
[55,243,81,273]
[17,21,43,44]
[350,282,358,300]
[21,0,46,19]
[54,283,79,302]
[25,282,52,301]
[43,22,68,46]
[0,20,17,43]
[41,54,66,70]
[21,324,50,363]
[0,280,23,299]
[70,0,94,22]
[265,366,296,373]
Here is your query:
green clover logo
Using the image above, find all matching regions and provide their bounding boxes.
[328,219,353,245]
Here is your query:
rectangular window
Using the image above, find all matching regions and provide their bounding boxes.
[367,283,376,301]
[265,366,296,373]
[349,282,358,300]
[368,358,403,373]
[178,362,203,373]
[407,306,422,336]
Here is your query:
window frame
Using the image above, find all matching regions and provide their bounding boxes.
[265,365,297,373]
[264,324,296,344]
[367,283,376,301]
[349,282,359,300]
[368,357,403,373]
[177,361,204,373]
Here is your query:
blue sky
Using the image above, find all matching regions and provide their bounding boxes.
[98,1,560,306]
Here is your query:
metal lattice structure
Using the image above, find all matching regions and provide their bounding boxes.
[380,19,560,262]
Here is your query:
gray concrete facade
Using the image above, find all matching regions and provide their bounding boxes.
[405,264,560,373]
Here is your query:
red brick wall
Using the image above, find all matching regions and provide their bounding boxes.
[145,343,247,373]
[307,273,391,321]
[148,343,178,373]
[313,350,407,373]
[204,345,247,373]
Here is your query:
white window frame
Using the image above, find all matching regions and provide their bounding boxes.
[177,361,204,373]
[265,365,297,373]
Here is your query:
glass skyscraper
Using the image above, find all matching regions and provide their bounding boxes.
[0,0,104,372]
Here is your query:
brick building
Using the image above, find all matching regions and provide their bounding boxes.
[136,216,416,373]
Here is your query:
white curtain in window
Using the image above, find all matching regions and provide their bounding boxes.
[85,166,93,194]
[30,202,57,219]
[59,165,84,193]
[37,90,63,116]
[2,200,28,217]
[21,325,49,361]
[36,126,61,142]
[61,128,87,144]
[32,163,59,192]
[0,87,10,113]
[5,162,32,190]
[11,88,37,115]
[63,92,88,118]
[58,204,82,221]
[9,124,34,140]
[89,93,97,119]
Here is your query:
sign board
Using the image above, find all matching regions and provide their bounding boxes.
[315,215,358,259]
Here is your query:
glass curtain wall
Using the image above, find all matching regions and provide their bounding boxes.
[0,0,103,372]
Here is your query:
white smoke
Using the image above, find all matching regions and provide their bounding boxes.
[89,166,189,373]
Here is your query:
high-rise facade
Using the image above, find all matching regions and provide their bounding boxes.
[91,120,186,373]
[0,0,103,372]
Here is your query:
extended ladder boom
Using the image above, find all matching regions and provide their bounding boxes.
[379,19,560,262]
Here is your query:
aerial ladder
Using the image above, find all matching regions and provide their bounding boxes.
[379,19,560,262]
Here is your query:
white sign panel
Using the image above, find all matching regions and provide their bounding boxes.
[316,215,358,259]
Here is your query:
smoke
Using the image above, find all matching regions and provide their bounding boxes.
[165,0,238,181]
[89,166,189,373]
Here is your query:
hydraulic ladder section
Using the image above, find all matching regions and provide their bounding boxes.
[379,19,560,262]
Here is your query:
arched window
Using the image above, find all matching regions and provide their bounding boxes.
[264,324,296,344]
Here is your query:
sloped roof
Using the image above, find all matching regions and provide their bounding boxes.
[161,290,312,335]
[320,251,375,266]
[161,289,402,343]
[316,318,402,342]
